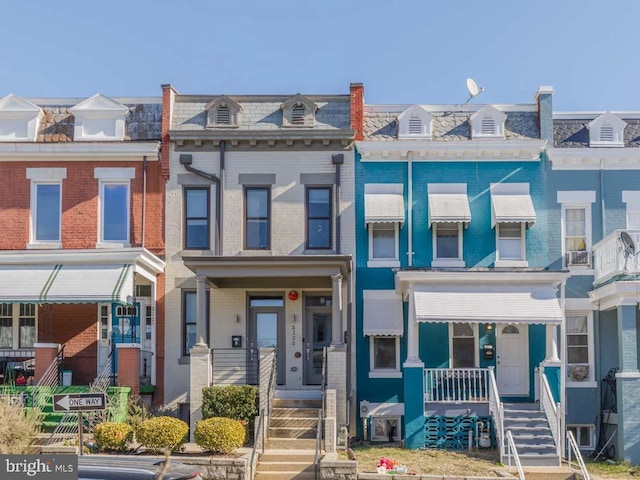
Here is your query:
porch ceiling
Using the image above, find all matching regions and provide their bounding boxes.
[181,254,352,288]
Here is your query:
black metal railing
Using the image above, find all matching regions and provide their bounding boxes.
[211,348,260,385]
[140,350,153,385]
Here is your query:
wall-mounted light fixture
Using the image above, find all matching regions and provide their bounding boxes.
[486,323,493,331]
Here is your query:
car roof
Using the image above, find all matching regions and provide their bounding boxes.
[78,456,201,480]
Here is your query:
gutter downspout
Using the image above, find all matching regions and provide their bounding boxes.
[219,141,225,256]
[407,152,413,267]
[141,155,147,248]
[335,160,342,254]
[600,159,606,239]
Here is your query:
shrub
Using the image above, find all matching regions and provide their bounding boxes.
[0,397,41,454]
[126,395,153,431]
[195,417,246,454]
[93,422,133,451]
[135,416,188,453]
[202,385,258,424]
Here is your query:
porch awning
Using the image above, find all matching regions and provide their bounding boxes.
[365,184,405,224]
[0,264,134,304]
[490,183,536,227]
[413,285,562,324]
[363,290,404,336]
[427,184,471,226]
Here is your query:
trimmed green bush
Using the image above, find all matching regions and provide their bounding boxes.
[202,385,258,424]
[195,417,246,454]
[135,416,188,452]
[93,422,133,451]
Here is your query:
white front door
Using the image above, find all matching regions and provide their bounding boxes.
[97,304,112,376]
[496,324,529,395]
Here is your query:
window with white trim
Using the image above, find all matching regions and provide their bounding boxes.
[0,303,37,350]
[451,323,476,368]
[369,336,400,376]
[558,191,595,269]
[372,416,401,442]
[497,223,524,261]
[566,313,594,383]
[368,223,399,266]
[622,191,640,229]
[434,223,462,261]
[567,425,595,450]
[32,183,62,243]
[100,181,130,244]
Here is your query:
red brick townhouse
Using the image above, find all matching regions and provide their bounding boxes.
[0,93,166,403]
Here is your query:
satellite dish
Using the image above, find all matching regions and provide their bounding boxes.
[464,78,484,104]
[620,231,636,257]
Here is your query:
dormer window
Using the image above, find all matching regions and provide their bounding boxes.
[281,94,317,127]
[398,105,432,139]
[70,94,128,141]
[205,96,242,128]
[587,113,626,147]
[470,105,507,139]
[0,94,42,142]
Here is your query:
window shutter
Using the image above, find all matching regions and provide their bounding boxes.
[216,105,231,124]
[600,125,614,142]
[408,116,422,135]
[292,104,306,125]
[481,117,495,135]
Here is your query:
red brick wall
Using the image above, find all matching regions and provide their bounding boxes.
[0,161,164,251]
[350,83,365,141]
[39,303,98,385]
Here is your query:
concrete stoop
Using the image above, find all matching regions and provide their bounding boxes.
[255,451,318,480]
[517,466,577,480]
[503,403,561,467]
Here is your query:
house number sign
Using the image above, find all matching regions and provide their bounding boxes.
[291,323,296,346]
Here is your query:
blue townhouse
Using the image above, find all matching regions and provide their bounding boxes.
[548,106,640,464]
[353,86,569,467]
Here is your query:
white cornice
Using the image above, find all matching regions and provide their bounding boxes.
[589,280,640,311]
[548,148,640,170]
[356,140,546,162]
[0,247,165,275]
[0,141,159,161]
[395,269,568,286]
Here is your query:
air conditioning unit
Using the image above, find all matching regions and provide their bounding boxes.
[566,251,590,266]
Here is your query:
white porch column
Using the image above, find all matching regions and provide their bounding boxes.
[331,273,343,345]
[545,323,560,364]
[196,275,208,346]
[404,289,422,367]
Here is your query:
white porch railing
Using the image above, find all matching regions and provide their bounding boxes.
[540,371,562,458]
[567,430,590,480]
[593,229,640,285]
[488,367,505,462]
[424,368,489,403]
[506,430,525,480]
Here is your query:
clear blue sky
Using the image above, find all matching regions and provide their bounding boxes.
[2,0,640,110]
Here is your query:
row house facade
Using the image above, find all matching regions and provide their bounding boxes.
[352,86,570,466]
[0,93,165,401]
[160,85,356,434]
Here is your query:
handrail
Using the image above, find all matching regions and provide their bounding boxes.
[249,408,265,480]
[540,372,561,457]
[265,350,277,433]
[487,367,505,461]
[314,408,322,480]
[506,430,525,480]
[321,346,328,449]
[567,430,590,480]
[424,368,490,403]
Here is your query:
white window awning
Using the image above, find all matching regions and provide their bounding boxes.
[0,264,134,304]
[428,184,471,226]
[413,285,562,324]
[365,184,405,224]
[363,290,404,336]
[491,183,536,227]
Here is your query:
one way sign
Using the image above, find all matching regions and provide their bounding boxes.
[53,393,106,412]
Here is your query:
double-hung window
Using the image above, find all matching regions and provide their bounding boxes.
[371,336,399,372]
[306,187,332,249]
[558,192,595,269]
[245,187,270,250]
[0,303,37,350]
[566,314,593,383]
[182,290,209,356]
[27,168,66,247]
[95,168,134,247]
[451,323,476,368]
[434,224,462,261]
[370,224,398,263]
[184,187,210,250]
[497,223,524,261]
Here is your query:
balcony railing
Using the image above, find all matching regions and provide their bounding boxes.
[424,368,490,403]
[593,229,640,285]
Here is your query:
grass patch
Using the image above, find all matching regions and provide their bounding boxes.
[584,459,640,479]
[338,446,502,476]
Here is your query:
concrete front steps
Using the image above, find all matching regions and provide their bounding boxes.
[254,451,317,480]
[255,390,323,478]
[520,467,579,480]
[503,403,561,467]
